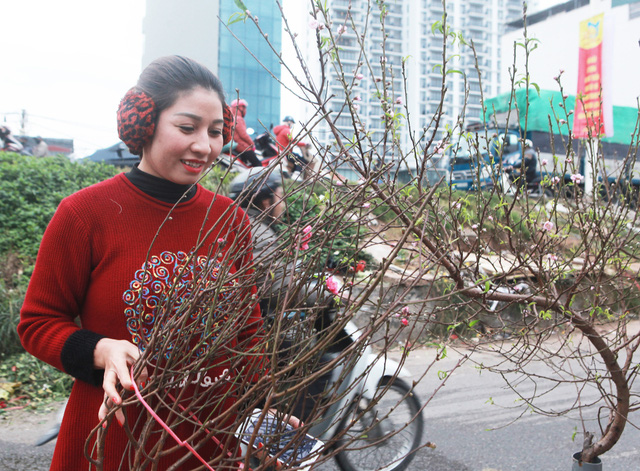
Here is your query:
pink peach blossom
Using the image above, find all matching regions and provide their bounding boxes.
[326,276,340,295]
[299,225,312,250]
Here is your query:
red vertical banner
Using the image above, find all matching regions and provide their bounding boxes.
[573,13,607,138]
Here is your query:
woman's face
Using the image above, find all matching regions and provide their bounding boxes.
[139,87,224,185]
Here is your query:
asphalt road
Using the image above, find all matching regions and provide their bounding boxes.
[396,343,640,471]
[1,342,638,471]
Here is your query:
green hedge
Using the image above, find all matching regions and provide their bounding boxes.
[0,152,122,356]
[0,153,122,264]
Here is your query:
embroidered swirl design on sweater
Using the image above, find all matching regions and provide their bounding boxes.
[123,250,237,361]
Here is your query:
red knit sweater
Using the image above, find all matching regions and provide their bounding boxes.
[18,173,265,470]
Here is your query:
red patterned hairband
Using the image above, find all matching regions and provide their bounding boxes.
[117,88,234,156]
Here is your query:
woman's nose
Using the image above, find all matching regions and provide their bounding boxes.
[191,130,211,155]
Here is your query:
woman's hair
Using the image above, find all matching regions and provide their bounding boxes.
[118,55,232,155]
[137,55,227,113]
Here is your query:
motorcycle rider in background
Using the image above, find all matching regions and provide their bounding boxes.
[273,116,314,178]
[0,125,25,153]
[230,98,262,167]
[228,169,338,422]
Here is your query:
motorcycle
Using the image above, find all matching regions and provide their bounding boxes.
[216,131,280,171]
[309,319,423,471]
[217,131,315,181]
[260,278,424,471]
[0,126,30,155]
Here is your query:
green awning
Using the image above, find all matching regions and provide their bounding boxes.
[483,89,639,145]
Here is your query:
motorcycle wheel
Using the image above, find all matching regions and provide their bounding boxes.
[334,376,423,471]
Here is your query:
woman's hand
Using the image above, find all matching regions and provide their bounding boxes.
[267,408,302,428]
[94,338,147,425]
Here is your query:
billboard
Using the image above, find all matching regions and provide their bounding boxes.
[572,13,613,138]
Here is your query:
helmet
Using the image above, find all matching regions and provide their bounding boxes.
[230,98,248,108]
[283,115,295,124]
[229,168,284,208]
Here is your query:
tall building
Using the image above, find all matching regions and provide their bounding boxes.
[297,0,523,152]
[408,0,522,139]
[218,3,282,133]
[142,0,282,133]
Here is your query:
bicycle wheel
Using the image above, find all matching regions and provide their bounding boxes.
[334,376,424,471]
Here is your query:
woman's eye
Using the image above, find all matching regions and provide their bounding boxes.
[209,129,223,137]
[179,125,195,133]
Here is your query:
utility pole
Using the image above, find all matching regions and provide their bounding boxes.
[20,109,27,135]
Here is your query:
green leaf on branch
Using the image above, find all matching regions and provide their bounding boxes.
[228,11,248,26]
[234,0,248,10]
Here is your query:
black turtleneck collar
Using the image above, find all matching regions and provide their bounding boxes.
[125,164,197,204]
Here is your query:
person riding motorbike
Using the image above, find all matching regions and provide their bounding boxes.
[227,171,424,471]
[522,139,538,186]
[273,116,313,178]
[0,125,25,153]
[230,98,262,167]
[229,169,288,310]
[506,138,538,190]
[228,169,340,422]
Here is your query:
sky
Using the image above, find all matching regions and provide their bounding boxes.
[0,0,568,159]
[1,0,146,158]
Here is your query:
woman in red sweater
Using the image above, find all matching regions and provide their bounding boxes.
[18,56,268,470]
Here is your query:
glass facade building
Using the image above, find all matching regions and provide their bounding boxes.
[142,0,282,135]
[218,3,282,134]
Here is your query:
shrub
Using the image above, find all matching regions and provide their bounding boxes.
[0,153,121,358]
[0,153,122,264]
[281,180,375,272]
[0,352,73,408]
